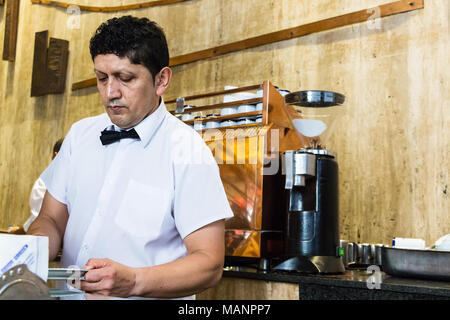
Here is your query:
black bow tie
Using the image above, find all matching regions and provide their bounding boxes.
[100,128,140,145]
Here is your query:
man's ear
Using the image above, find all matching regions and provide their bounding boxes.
[155,67,172,96]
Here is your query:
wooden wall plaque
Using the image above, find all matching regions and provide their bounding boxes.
[47,38,69,94]
[31,31,49,97]
[3,0,20,61]
[31,31,69,97]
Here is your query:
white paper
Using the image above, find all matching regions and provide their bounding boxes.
[0,234,49,281]
[392,237,426,249]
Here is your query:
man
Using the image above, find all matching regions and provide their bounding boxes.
[28,16,233,299]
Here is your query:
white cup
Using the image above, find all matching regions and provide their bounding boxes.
[205,121,220,129]
[194,121,204,130]
[220,120,236,127]
[237,104,256,113]
[182,113,194,121]
[237,118,254,125]
[221,107,237,116]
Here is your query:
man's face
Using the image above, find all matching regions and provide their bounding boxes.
[94,54,160,129]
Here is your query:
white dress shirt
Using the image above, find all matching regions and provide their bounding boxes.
[41,99,233,299]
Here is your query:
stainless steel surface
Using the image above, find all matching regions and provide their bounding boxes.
[294,152,316,177]
[347,242,356,265]
[298,148,337,159]
[0,264,52,300]
[48,268,87,280]
[373,244,384,265]
[282,151,316,189]
[382,247,450,281]
[362,243,372,265]
[284,90,345,107]
[356,243,364,264]
[283,150,294,189]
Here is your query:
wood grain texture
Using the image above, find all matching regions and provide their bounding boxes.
[71,0,424,91]
[0,0,448,252]
[2,0,20,61]
[30,31,49,97]
[30,0,189,12]
[196,277,299,300]
[46,37,69,94]
[31,32,69,96]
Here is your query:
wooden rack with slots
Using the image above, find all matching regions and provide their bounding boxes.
[166,80,306,141]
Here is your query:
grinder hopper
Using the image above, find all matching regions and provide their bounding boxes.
[283,90,345,151]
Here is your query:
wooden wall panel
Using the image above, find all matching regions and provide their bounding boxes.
[0,0,448,251]
[197,277,299,300]
[2,0,20,61]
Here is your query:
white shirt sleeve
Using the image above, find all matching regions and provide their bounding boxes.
[23,178,47,232]
[40,129,73,205]
[173,135,234,239]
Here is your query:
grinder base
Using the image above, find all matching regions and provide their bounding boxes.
[273,255,345,274]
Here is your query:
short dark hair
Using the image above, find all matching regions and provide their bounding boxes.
[89,16,169,80]
[53,138,63,154]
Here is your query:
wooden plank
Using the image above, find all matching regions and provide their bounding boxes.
[2,0,20,61]
[170,0,424,66]
[71,78,97,91]
[31,31,49,97]
[179,98,263,114]
[71,0,424,91]
[182,111,263,125]
[47,38,69,94]
[165,84,262,104]
[30,0,189,12]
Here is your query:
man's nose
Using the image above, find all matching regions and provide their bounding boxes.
[106,78,122,100]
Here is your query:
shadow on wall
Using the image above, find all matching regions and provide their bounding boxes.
[33,94,66,121]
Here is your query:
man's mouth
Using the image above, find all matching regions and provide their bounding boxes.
[108,105,126,112]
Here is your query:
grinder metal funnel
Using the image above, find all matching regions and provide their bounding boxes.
[274,90,345,274]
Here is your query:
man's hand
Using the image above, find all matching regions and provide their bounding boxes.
[81,258,137,298]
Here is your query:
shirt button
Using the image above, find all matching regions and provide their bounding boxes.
[83,244,89,251]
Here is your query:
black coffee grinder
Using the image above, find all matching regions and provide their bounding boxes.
[274,90,346,274]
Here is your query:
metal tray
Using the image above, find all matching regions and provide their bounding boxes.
[48,268,87,280]
[382,247,450,281]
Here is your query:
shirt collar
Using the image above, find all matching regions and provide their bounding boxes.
[104,98,168,148]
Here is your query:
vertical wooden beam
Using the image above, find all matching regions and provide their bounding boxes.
[2,0,20,61]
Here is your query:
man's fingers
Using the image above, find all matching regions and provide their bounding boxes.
[83,268,107,282]
[84,258,109,270]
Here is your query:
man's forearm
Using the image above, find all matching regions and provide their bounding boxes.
[27,215,63,261]
[132,250,223,298]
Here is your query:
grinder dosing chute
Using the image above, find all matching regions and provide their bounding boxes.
[274,90,346,274]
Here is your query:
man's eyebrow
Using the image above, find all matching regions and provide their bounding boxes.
[94,69,135,76]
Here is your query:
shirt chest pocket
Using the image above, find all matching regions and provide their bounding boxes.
[114,179,170,239]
